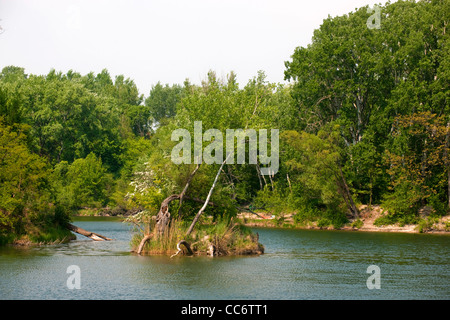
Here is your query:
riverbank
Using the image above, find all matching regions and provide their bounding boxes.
[70,205,450,235]
[238,205,450,234]
[7,229,76,247]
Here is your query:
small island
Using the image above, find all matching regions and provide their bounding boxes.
[125,159,265,257]
[129,218,264,257]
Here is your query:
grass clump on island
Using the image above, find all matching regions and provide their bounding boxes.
[130,217,264,256]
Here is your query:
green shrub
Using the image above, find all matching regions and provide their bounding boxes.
[329,212,348,229]
[351,219,364,229]
[416,216,440,233]
[253,184,294,217]
[428,193,448,216]
[317,218,332,228]
[28,226,75,243]
[373,214,397,226]
[293,204,321,225]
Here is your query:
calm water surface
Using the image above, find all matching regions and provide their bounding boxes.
[0,217,449,300]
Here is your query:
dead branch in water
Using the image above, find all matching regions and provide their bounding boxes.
[170,240,194,258]
[67,223,112,241]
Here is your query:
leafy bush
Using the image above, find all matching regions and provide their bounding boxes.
[293,203,321,225]
[317,218,332,228]
[373,214,397,226]
[351,219,364,229]
[253,184,294,217]
[381,181,422,217]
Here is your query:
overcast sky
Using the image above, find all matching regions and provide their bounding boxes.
[0,0,386,95]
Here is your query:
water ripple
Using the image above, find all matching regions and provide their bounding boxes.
[1,220,449,300]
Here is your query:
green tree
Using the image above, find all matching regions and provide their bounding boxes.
[384,112,450,215]
[52,152,113,209]
[145,82,184,125]
[10,71,124,172]
[282,126,358,222]
[0,120,54,238]
[284,0,449,215]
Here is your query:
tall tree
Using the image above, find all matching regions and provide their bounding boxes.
[145,82,184,125]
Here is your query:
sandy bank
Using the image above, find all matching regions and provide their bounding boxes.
[238,205,450,234]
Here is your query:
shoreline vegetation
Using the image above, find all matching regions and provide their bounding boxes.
[67,203,450,257]
[75,204,450,236]
[6,204,449,250]
[238,206,450,235]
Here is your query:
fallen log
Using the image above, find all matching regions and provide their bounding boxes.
[67,223,112,241]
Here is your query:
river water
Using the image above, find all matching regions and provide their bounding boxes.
[0,217,449,300]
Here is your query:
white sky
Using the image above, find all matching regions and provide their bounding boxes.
[0,0,386,96]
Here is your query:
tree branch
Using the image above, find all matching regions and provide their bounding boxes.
[186,154,230,236]
[177,163,200,217]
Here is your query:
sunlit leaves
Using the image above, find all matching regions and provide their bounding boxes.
[0,120,50,234]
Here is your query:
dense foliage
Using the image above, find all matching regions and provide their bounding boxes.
[0,0,448,243]
[284,0,449,223]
